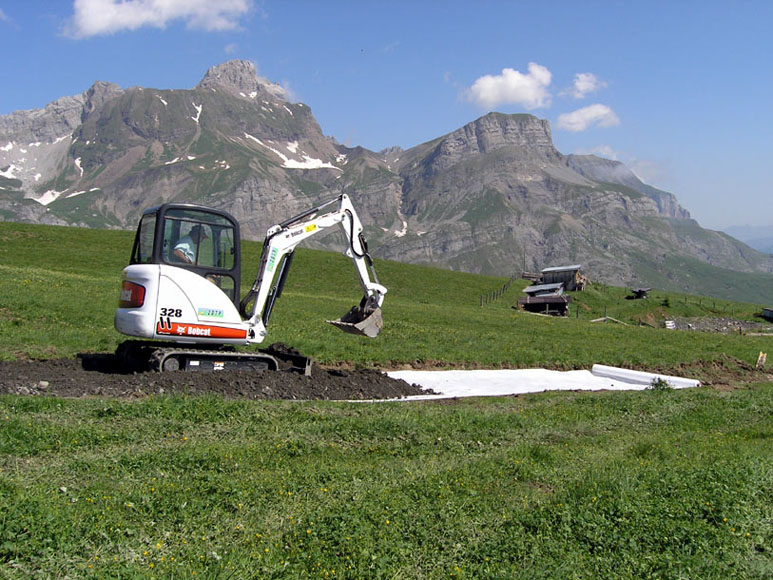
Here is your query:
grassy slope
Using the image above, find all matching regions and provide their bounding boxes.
[0,221,770,367]
[627,246,773,305]
[0,221,772,578]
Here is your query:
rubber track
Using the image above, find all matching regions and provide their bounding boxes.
[148,347,279,372]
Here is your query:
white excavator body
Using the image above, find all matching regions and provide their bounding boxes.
[116,264,252,344]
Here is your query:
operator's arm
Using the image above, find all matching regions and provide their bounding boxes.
[173,248,192,263]
[172,237,194,263]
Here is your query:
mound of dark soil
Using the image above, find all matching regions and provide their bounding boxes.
[0,355,430,400]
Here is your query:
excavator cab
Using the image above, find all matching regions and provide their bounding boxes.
[130,204,242,305]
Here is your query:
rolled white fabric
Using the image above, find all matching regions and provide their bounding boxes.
[591,364,700,389]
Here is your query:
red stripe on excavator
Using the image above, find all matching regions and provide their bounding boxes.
[156,322,248,339]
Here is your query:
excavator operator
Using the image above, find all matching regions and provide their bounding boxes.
[173,225,207,264]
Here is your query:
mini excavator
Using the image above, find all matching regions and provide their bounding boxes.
[114,194,386,374]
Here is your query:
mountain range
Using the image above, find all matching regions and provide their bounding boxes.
[1,60,771,302]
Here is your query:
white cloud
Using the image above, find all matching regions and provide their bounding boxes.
[0,9,8,22]
[465,62,552,110]
[556,104,620,132]
[66,0,252,38]
[564,72,606,99]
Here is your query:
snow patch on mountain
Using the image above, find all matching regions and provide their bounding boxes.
[191,103,203,124]
[243,133,341,171]
[31,190,62,206]
[0,164,19,179]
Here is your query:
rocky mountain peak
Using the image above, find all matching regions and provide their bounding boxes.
[438,113,557,161]
[196,60,288,101]
[566,154,691,219]
[471,112,554,152]
[566,154,643,189]
[380,146,404,166]
[1,96,81,144]
[82,81,124,117]
[411,112,559,176]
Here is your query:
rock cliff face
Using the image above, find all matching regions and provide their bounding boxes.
[0,81,125,225]
[0,60,769,294]
[566,154,689,219]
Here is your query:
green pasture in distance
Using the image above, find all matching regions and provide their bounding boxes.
[0,221,771,368]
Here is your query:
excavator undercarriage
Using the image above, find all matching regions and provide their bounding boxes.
[116,341,312,375]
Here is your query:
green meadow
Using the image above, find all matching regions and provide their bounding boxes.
[0,220,771,578]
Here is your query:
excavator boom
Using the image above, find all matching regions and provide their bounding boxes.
[239,194,387,340]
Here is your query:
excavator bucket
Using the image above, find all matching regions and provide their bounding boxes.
[327,296,383,338]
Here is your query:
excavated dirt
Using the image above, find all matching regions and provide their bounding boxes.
[0,354,432,400]
[667,316,772,334]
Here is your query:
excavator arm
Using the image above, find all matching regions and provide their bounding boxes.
[238,194,387,340]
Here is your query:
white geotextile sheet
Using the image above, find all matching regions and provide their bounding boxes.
[386,366,700,401]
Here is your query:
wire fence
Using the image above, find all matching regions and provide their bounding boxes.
[655,293,752,316]
[480,274,519,307]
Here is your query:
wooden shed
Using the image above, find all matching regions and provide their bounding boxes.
[541,265,587,291]
[517,294,571,316]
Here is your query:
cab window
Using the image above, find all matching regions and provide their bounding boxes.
[161,209,236,270]
[132,214,156,264]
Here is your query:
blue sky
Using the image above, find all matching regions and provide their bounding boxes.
[1,1,771,230]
